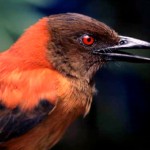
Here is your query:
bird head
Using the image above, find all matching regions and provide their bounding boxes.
[47,13,150,82]
[7,13,150,85]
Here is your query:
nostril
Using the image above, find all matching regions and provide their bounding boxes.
[119,39,128,45]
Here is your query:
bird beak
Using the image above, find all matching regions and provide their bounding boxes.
[94,36,150,63]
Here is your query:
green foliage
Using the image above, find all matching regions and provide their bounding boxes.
[0,0,49,51]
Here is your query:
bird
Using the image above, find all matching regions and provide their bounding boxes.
[0,13,150,150]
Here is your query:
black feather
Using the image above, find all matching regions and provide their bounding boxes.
[0,100,54,142]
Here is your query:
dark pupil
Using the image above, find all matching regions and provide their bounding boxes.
[87,37,91,42]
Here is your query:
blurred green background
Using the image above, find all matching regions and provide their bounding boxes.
[0,0,150,149]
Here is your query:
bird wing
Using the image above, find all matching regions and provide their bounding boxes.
[0,100,54,142]
[0,55,59,143]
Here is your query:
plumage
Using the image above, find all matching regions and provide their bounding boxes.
[0,13,150,150]
[0,100,54,142]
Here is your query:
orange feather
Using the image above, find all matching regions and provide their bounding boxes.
[0,17,60,110]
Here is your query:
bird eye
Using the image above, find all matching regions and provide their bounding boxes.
[81,34,95,46]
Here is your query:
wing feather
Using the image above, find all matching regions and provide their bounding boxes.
[0,100,54,142]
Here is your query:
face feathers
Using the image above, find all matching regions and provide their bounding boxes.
[47,13,119,80]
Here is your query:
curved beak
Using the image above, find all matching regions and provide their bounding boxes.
[94,36,150,63]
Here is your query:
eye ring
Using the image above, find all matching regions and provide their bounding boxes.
[81,34,95,46]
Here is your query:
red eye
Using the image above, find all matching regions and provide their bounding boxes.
[82,35,95,46]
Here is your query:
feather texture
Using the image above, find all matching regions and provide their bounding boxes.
[0,100,54,142]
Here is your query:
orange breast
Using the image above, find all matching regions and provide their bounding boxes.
[0,68,61,110]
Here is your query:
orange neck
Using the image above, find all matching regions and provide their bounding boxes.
[6,17,51,68]
[0,17,62,109]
